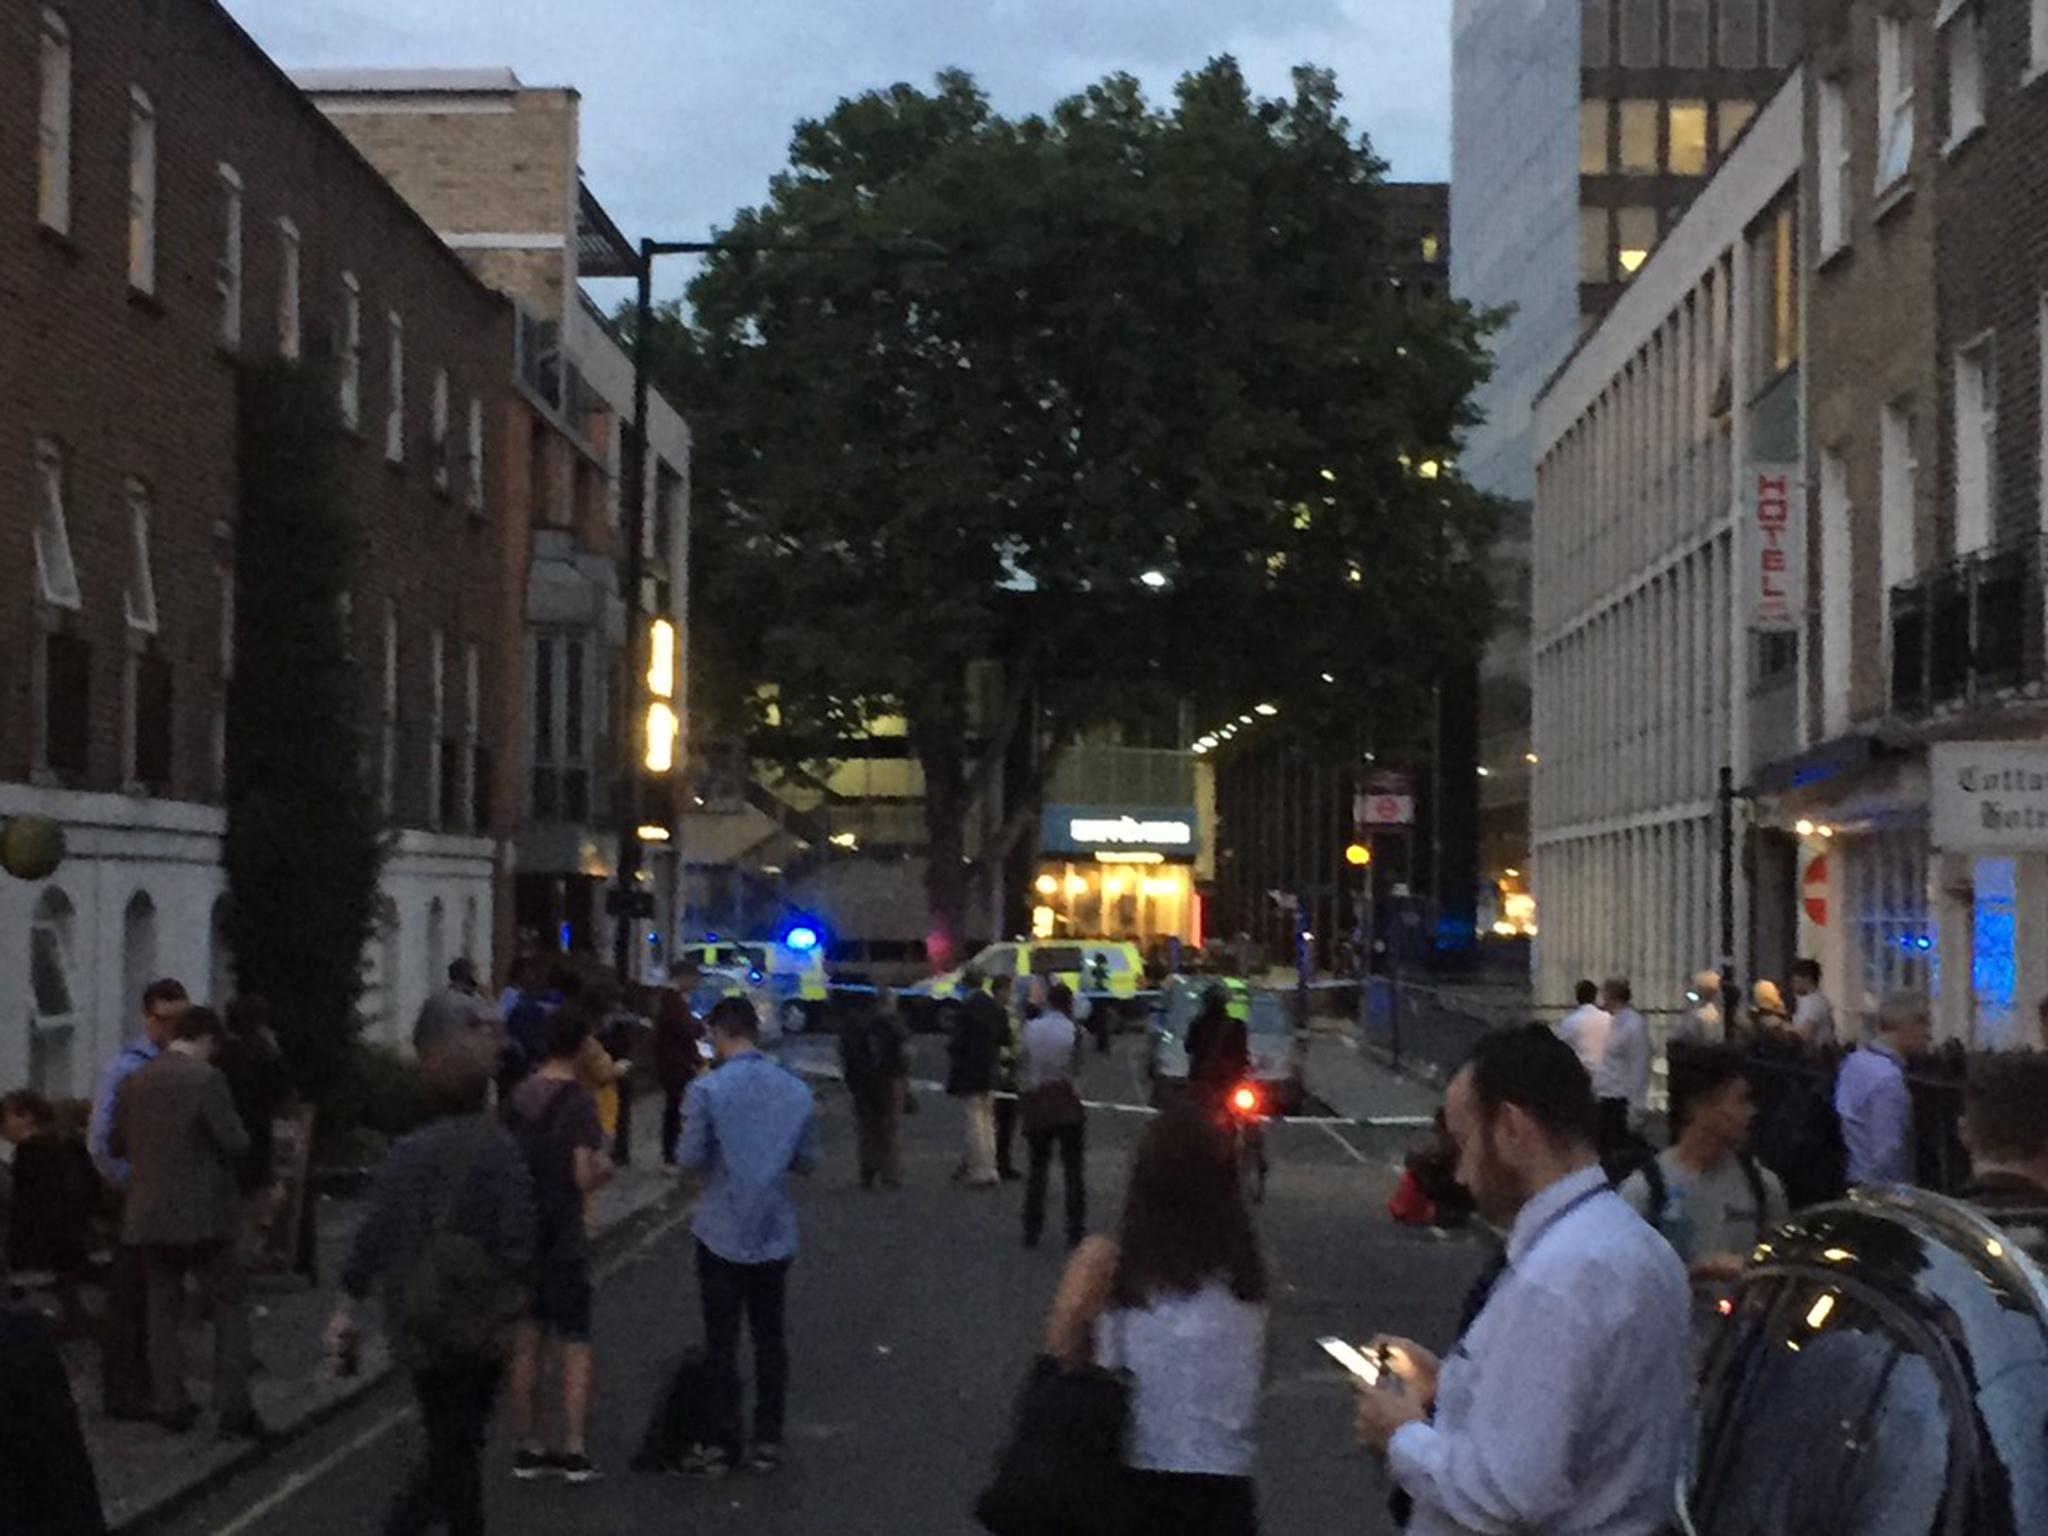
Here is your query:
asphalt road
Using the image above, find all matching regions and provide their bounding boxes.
[149,1038,1484,1536]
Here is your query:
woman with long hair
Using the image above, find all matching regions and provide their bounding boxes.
[1045,1105,1267,1535]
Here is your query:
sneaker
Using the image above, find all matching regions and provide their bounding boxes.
[554,1452,601,1486]
[512,1447,550,1482]
[675,1445,730,1480]
[746,1443,785,1475]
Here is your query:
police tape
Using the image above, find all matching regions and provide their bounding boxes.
[823,978,1371,1002]
[843,1071,1429,1129]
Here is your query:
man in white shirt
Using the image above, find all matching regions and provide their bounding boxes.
[1355,1026,1691,1535]
[1789,959,1837,1049]
[1553,980,1610,1078]
[1834,991,1928,1187]
[1592,977,1652,1151]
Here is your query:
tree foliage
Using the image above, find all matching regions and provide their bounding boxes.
[655,60,1502,951]
[225,360,383,1113]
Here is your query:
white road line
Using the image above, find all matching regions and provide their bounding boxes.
[201,1199,696,1536]
[1317,1121,1370,1164]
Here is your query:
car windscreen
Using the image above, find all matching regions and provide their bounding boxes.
[1032,946,1085,975]
[1246,993,1291,1035]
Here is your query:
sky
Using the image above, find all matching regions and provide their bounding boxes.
[224,0,1451,301]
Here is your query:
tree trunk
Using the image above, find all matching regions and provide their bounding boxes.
[919,735,971,972]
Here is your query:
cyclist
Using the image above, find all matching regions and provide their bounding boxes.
[1185,989,1250,1119]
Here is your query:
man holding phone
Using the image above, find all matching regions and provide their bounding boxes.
[1352,1026,1690,1535]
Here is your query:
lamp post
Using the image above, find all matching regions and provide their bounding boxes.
[609,234,945,981]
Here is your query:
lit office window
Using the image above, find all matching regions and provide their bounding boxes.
[1669,102,1708,175]
[1718,100,1758,157]
[1580,207,1613,283]
[1580,100,1611,175]
[1620,100,1660,172]
[1617,206,1657,277]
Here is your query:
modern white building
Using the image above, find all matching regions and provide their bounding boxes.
[1530,72,1805,1010]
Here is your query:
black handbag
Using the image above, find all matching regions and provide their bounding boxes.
[974,1320,1138,1536]
[630,1349,738,1472]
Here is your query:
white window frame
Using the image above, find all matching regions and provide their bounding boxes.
[1880,400,1918,594]
[340,274,363,430]
[467,396,486,513]
[278,218,302,361]
[428,628,446,830]
[33,440,81,610]
[29,888,82,1097]
[1818,78,1852,257]
[124,480,158,633]
[463,644,481,831]
[1942,2,1985,149]
[381,603,398,818]
[217,164,244,350]
[128,86,157,294]
[2033,0,2048,76]
[38,10,72,234]
[431,369,451,492]
[1821,450,1854,737]
[1876,16,1916,193]
[385,312,406,463]
[1954,333,1998,557]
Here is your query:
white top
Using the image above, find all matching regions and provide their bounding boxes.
[1389,1168,1692,1535]
[1019,1011,1082,1093]
[1792,991,1837,1047]
[1592,1006,1652,1122]
[1095,1282,1265,1477]
[1554,1005,1611,1077]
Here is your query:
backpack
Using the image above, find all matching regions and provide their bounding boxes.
[504,1080,583,1252]
[1752,1069,1849,1210]
[1636,1152,1772,1244]
[401,1125,528,1364]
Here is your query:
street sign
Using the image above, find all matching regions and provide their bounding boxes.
[1356,772,1415,828]
[1802,854,1828,928]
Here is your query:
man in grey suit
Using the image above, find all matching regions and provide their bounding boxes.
[109,1007,260,1436]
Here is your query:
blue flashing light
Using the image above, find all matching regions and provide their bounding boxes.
[749,968,764,984]
[785,924,821,955]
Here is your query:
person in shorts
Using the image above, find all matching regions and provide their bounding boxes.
[503,1004,612,1484]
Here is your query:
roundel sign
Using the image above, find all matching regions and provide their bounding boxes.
[1803,854,1829,928]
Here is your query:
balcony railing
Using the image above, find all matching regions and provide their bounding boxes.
[1889,535,2046,718]
[512,306,604,436]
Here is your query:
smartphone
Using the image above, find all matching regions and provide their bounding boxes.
[1318,1336,1382,1386]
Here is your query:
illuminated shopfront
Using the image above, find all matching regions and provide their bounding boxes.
[1035,804,1202,947]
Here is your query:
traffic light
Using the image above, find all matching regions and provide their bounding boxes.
[1345,842,1372,867]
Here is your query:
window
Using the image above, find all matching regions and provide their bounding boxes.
[463,644,481,831]
[1720,0,1759,66]
[42,629,90,777]
[132,649,172,789]
[38,10,71,233]
[426,899,447,1003]
[1580,100,1611,175]
[1766,0,1802,66]
[1620,99,1660,172]
[128,88,156,294]
[1821,451,1853,737]
[1620,0,1661,66]
[431,370,451,492]
[1944,4,1984,147]
[530,632,592,823]
[1769,206,1799,373]
[2035,0,2048,74]
[385,312,406,463]
[1584,0,1612,66]
[1617,206,1657,277]
[1419,230,1440,263]
[217,165,243,349]
[1881,401,1918,591]
[29,890,80,1097]
[1955,335,1997,555]
[32,439,79,610]
[278,219,302,360]
[467,396,485,513]
[429,628,447,829]
[2040,297,2048,529]
[340,274,363,430]
[1818,80,1851,255]
[1718,100,1758,157]
[1670,0,1709,66]
[381,603,398,818]
[1669,101,1709,175]
[124,480,157,633]
[1877,17,1916,191]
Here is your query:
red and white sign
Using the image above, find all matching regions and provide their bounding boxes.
[1355,772,1415,828]
[1745,465,1804,633]
[1803,853,1829,928]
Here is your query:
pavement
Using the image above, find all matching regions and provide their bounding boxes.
[75,1101,685,1534]
[141,1034,1486,1536]
[1302,1024,1444,1127]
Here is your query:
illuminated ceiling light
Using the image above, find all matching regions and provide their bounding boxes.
[635,824,672,842]
[1293,506,1314,531]
[1239,714,1255,725]
[1320,672,1335,684]
[1619,247,1649,273]
[1320,467,1338,483]
[644,702,680,773]
[1191,742,1209,755]
[646,618,677,699]
[1417,459,1441,480]
[1821,1247,1852,1263]
[1805,1293,1835,1330]
[1504,868,1520,879]
[1477,765,1492,777]
[1525,751,1540,765]
[1035,874,1059,897]
[1139,569,1170,590]
[829,830,859,849]
[1347,563,1364,585]
[1795,818,1816,838]
[1063,874,1089,897]
[1817,824,1835,839]
[1197,735,1219,750]
[1255,703,1278,717]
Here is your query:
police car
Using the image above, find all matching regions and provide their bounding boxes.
[909,940,1144,1030]
[677,928,830,1033]
[1145,975,1306,1115]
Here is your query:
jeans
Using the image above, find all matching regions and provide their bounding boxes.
[385,1364,501,1536]
[660,1081,688,1165]
[853,1082,904,1187]
[697,1242,792,1455]
[994,1093,1019,1177]
[962,1093,998,1183]
[612,1078,635,1166]
[142,1241,252,1420]
[101,1242,152,1414]
[1024,1119,1087,1246]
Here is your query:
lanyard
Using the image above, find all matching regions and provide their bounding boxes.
[1508,1178,1611,1273]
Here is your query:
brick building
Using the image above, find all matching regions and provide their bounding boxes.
[0,1,582,1095]
[296,71,693,977]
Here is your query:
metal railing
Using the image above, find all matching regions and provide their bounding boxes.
[1889,534,2045,717]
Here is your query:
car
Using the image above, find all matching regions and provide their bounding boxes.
[909,939,1147,1029]
[683,966,782,1045]
[1145,975,1305,1116]
[677,937,830,1033]
[1682,1185,2048,1536]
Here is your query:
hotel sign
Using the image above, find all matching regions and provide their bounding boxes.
[1745,465,1803,634]
[1933,743,2048,852]
[1043,804,1200,860]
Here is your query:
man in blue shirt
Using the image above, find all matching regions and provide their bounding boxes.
[677,996,821,1474]
[87,977,188,1420]
[1834,991,1929,1187]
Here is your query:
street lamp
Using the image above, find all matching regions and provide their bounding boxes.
[610,232,947,980]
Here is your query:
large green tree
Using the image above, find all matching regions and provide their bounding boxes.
[656,60,1500,959]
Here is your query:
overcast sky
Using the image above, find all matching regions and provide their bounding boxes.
[226,0,1450,299]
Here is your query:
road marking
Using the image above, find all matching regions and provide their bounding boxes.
[200,1199,696,1536]
[1317,1121,1370,1164]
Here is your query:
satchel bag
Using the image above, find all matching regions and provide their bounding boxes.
[401,1123,529,1365]
[974,1318,1137,1536]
